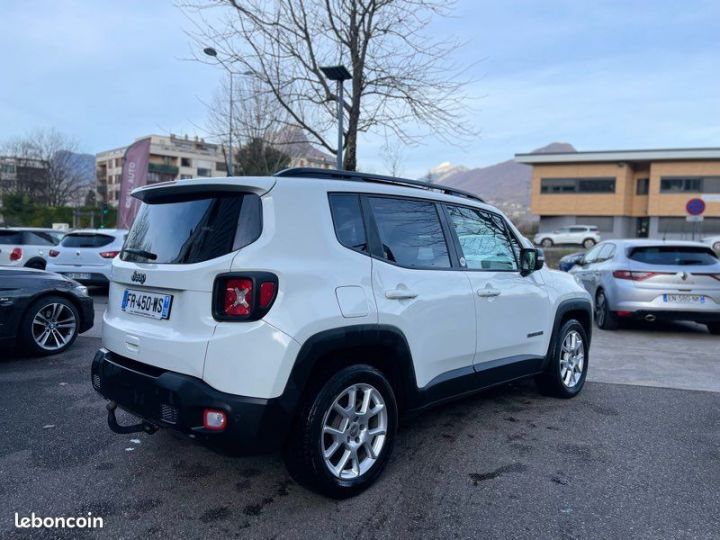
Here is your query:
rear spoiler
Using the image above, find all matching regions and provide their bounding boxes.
[132,177,276,202]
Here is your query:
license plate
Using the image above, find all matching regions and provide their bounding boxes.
[121,289,173,320]
[662,294,705,305]
[66,272,91,280]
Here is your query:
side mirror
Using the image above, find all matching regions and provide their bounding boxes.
[520,248,539,276]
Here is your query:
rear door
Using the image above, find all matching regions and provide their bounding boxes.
[443,204,551,367]
[104,187,264,377]
[366,195,476,389]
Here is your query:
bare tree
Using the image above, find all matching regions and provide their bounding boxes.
[3,129,87,207]
[182,0,475,171]
[380,136,405,177]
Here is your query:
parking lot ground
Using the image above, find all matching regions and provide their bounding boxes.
[1,335,719,539]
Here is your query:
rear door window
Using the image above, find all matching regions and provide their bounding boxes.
[62,233,115,248]
[368,197,450,269]
[121,192,261,264]
[628,246,718,266]
[0,231,23,244]
[328,194,368,253]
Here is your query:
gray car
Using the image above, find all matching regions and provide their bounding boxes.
[570,239,720,334]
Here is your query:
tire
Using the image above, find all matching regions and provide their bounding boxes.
[594,289,618,330]
[706,322,720,335]
[18,295,80,356]
[25,259,46,270]
[535,319,589,398]
[583,238,596,249]
[713,241,720,253]
[283,364,398,499]
[540,238,553,248]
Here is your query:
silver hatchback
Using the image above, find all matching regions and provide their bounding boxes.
[570,240,720,334]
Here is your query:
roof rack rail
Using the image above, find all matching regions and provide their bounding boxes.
[274,167,485,203]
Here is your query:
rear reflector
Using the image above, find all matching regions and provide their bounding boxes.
[259,281,276,308]
[203,409,227,431]
[49,249,60,257]
[10,247,22,261]
[100,250,120,259]
[616,310,632,318]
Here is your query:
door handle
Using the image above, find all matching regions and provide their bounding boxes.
[477,288,501,298]
[385,289,418,300]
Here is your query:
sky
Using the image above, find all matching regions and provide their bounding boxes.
[2,0,720,178]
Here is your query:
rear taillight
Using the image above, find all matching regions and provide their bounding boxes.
[213,272,278,321]
[99,251,120,259]
[203,409,227,431]
[49,249,60,257]
[612,270,671,281]
[10,247,22,261]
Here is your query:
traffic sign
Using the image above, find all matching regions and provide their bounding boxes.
[686,198,706,216]
[686,215,704,223]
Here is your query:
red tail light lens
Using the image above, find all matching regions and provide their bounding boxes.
[99,250,120,259]
[612,270,671,281]
[224,278,253,316]
[10,247,22,261]
[214,273,278,321]
[49,249,60,257]
[202,409,227,431]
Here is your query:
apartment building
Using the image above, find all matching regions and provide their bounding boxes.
[515,147,720,239]
[96,134,227,206]
[0,156,48,207]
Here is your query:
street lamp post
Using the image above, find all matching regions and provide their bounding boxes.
[320,65,352,171]
[204,47,234,177]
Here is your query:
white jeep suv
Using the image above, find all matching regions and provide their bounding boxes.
[534,225,601,249]
[92,168,592,498]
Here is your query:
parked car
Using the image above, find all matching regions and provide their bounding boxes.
[558,251,586,272]
[534,225,601,249]
[570,239,720,334]
[703,235,720,253]
[0,227,63,269]
[0,267,94,355]
[46,229,127,286]
[91,168,592,498]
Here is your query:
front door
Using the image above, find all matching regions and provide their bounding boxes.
[443,205,552,368]
[636,217,649,238]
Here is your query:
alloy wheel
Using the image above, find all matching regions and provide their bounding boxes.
[321,383,388,480]
[32,303,77,351]
[559,330,584,388]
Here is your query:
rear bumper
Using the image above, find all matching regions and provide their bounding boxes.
[623,310,720,323]
[91,348,292,454]
[47,264,110,285]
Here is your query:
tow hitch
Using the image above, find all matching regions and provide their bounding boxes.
[106,401,158,435]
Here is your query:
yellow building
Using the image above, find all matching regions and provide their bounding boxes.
[515,148,720,239]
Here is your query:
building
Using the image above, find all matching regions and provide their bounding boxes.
[96,134,227,206]
[271,126,335,169]
[515,147,720,239]
[0,156,48,207]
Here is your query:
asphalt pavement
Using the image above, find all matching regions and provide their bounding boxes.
[1,329,719,538]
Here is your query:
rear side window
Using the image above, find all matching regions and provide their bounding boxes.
[121,192,261,264]
[328,194,368,253]
[0,231,23,244]
[628,246,718,266]
[62,233,115,248]
[369,197,450,269]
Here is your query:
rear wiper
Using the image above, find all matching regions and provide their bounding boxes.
[122,248,158,261]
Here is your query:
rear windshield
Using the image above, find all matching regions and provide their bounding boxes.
[121,192,261,264]
[628,246,718,266]
[62,233,115,248]
[0,231,23,244]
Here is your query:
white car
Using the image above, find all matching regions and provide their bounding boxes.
[46,229,127,286]
[91,169,592,498]
[0,227,63,269]
[534,225,601,249]
[703,235,720,253]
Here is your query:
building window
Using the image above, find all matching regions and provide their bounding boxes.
[660,176,720,193]
[197,168,212,177]
[576,216,614,232]
[181,157,192,167]
[658,217,720,235]
[216,161,227,172]
[540,177,616,194]
[636,178,649,195]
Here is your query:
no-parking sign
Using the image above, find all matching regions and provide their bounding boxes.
[686,198,706,216]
